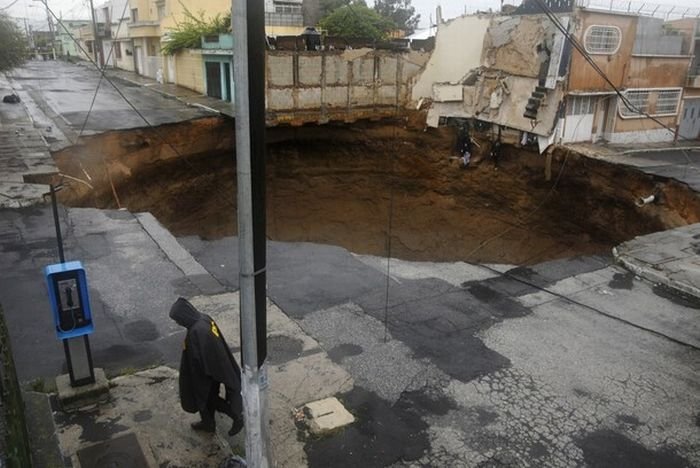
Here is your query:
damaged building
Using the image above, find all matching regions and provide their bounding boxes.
[412,0,700,150]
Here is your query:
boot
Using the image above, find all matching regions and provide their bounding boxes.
[191,420,216,433]
[229,417,244,436]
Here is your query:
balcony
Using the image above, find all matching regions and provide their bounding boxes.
[128,20,160,38]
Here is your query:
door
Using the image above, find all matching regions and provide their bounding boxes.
[134,46,143,75]
[205,61,222,99]
[166,55,176,84]
[223,62,232,102]
[563,95,595,143]
[679,99,700,140]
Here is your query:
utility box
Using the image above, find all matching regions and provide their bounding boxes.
[45,261,94,340]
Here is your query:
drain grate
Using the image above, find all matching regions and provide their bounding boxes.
[77,432,149,468]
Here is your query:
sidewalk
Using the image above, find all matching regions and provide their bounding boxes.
[0,203,352,467]
[103,65,236,118]
[0,73,57,208]
[614,223,700,303]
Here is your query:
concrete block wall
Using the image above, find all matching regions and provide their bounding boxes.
[266,49,428,125]
[174,51,205,94]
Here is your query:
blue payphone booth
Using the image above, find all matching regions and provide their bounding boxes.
[45,261,96,386]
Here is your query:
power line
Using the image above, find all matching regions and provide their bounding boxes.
[0,0,20,10]
[40,0,238,212]
[533,0,694,144]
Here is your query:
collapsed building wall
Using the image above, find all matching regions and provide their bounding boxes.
[424,14,570,146]
[411,15,492,102]
[266,48,430,126]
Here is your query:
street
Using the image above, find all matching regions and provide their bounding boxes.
[1,60,699,467]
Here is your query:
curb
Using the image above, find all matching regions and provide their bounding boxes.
[135,212,225,295]
[613,247,700,300]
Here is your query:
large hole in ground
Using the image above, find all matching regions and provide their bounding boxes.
[53,117,700,265]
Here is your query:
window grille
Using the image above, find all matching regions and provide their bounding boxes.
[619,90,650,117]
[654,89,680,116]
[584,25,621,54]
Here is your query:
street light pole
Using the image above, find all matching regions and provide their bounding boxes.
[88,0,99,64]
[232,0,271,466]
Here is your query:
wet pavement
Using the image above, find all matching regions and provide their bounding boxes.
[1,58,699,467]
[0,73,57,208]
[6,60,212,147]
[181,235,700,467]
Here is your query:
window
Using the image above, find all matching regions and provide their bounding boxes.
[655,89,681,116]
[619,89,681,118]
[204,35,219,43]
[567,95,595,116]
[274,2,302,14]
[584,25,621,54]
[619,90,650,117]
[131,8,138,22]
[114,42,122,59]
[157,3,166,20]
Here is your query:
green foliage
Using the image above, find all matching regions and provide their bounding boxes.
[161,4,230,55]
[319,0,366,18]
[374,0,420,34]
[319,4,395,40]
[0,13,28,72]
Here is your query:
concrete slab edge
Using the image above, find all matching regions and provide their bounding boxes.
[617,146,700,155]
[613,247,700,300]
[134,212,222,291]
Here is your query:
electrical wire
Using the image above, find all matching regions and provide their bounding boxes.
[0,0,20,10]
[533,0,694,144]
[40,0,238,212]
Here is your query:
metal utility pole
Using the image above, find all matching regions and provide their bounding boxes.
[41,0,56,59]
[88,0,100,64]
[232,0,271,466]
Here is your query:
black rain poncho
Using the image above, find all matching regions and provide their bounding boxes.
[169,298,243,418]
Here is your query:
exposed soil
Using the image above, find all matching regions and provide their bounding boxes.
[53,119,700,265]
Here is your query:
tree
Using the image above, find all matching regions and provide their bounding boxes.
[0,14,28,72]
[319,0,367,18]
[319,4,395,41]
[374,0,420,35]
[161,6,230,55]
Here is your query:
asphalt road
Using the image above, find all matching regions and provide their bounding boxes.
[180,235,700,467]
[7,60,211,145]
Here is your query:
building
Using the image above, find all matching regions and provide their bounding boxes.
[413,0,700,149]
[94,0,132,70]
[54,20,91,58]
[563,10,693,144]
[668,18,700,140]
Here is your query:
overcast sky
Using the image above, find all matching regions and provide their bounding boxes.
[3,0,696,31]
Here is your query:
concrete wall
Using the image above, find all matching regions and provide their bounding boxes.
[569,11,638,91]
[266,49,429,125]
[174,50,205,94]
[411,15,491,101]
[633,17,684,56]
[481,15,551,79]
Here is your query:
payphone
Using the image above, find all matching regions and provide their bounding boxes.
[45,261,95,386]
[45,261,94,339]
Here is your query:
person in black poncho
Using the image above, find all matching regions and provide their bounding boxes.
[169,297,244,436]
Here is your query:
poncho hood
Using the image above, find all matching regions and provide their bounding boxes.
[169,297,202,328]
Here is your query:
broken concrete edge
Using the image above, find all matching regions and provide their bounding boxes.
[613,247,700,300]
[616,145,700,156]
[55,368,110,412]
[302,397,355,436]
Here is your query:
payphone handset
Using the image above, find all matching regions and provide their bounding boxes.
[45,261,95,339]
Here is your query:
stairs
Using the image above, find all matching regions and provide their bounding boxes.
[524,85,547,120]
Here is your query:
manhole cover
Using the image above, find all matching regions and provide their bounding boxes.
[77,432,149,468]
